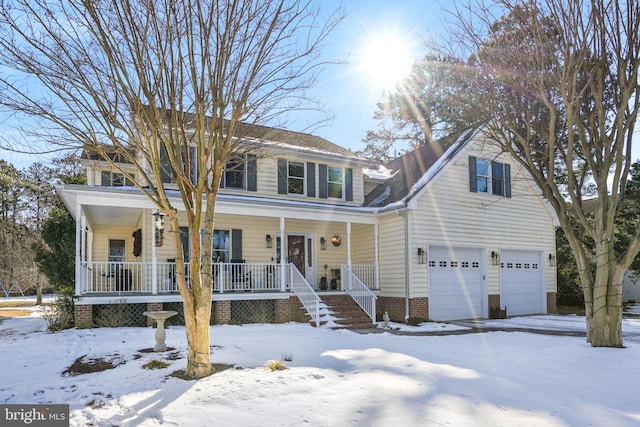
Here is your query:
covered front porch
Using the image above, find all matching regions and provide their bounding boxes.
[60,185,381,327]
[76,260,377,295]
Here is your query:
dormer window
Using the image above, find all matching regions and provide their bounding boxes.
[469,156,511,198]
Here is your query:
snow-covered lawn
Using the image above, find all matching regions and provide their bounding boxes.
[1,306,639,426]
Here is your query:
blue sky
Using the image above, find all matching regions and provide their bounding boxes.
[0,0,444,169]
[303,0,447,152]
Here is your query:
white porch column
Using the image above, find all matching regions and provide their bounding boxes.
[346,222,352,267]
[151,209,158,295]
[374,223,380,289]
[280,217,286,292]
[74,203,82,295]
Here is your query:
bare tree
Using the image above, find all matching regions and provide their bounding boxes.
[432,0,639,347]
[0,0,342,378]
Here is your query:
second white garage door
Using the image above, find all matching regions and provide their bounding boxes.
[428,246,485,321]
[500,250,544,316]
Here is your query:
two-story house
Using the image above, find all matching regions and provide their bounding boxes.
[57,123,558,328]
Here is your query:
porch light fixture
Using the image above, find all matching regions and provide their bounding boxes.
[320,237,326,250]
[266,234,273,248]
[417,247,426,264]
[491,251,500,265]
[331,235,342,248]
[548,253,556,266]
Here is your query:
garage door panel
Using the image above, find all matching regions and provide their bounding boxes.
[501,250,543,316]
[429,246,484,321]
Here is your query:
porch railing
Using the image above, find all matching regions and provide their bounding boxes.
[341,264,377,323]
[350,264,378,289]
[289,264,321,327]
[79,261,285,294]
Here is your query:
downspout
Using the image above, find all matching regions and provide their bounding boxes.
[396,209,410,322]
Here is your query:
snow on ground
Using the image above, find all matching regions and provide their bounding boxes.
[1,307,640,427]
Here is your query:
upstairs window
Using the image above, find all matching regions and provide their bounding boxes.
[220,154,258,191]
[469,156,511,197]
[101,171,133,187]
[327,166,344,199]
[222,156,246,189]
[288,161,305,195]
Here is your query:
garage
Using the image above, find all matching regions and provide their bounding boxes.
[500,250,544,316]
[428,246,485,321]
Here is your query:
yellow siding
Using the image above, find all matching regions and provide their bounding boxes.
[410,138,557,296]
[378,215,408,297]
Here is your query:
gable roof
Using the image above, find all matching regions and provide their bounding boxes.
[364,127,478,208]
[82,117,359,162]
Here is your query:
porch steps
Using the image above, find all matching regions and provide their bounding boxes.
[319,294,374,329]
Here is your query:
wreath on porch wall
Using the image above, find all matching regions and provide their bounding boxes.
[132,229,142,257]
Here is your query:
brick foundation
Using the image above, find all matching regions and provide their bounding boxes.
[146,302,163,326]
[74,305,93,328]
[213,300,231,324]
[547,292,557,314]
[377,296,429,323]
[274,299,290,323]
[488,295,507,319]
[409,298,428,320]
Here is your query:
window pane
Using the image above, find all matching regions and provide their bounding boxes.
[492,162,504,196]
[288,162,305,194]
[109,239,126,262]
[289,162,304,178]
[328,182,343,198]
[328,167,343,183]
[477,177,488,193]
[476,159,489,176]
[288,178,304,194]
[112,173,125,186]
[212,230,230,262]
[223,157,245,189]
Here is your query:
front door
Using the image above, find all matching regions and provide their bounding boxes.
[287,235,306,276]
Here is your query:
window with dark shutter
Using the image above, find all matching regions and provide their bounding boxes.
[307,162,316,197]
[277,158,287,194]
[469,156,511,198]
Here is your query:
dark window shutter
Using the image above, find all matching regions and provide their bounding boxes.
[231,229,242,260]
[277,158,287,194]
[319,164,328,199]
[469,156,477,193]
[247,155,257,191]
[307,162,316,197]
[504,163,511,198]
[345,168,353,201]
[179,226,190,262]
[188,146,197,184]
[101,171,110,186]
[159,144,172,183]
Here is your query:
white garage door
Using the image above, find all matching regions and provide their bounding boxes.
[429,246,485,321]
[501,250,544,316]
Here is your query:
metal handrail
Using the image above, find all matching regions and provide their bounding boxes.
[342,264,377,322]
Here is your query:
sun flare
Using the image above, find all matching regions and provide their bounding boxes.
[358,30,416,91]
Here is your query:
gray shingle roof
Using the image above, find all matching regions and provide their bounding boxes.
[364,128,477,207]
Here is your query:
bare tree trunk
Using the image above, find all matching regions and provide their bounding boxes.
[585,249,624,347]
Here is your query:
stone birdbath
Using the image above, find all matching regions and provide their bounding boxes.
[143,310,178,352]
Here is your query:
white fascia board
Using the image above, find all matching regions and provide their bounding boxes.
[57,184,378,224]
